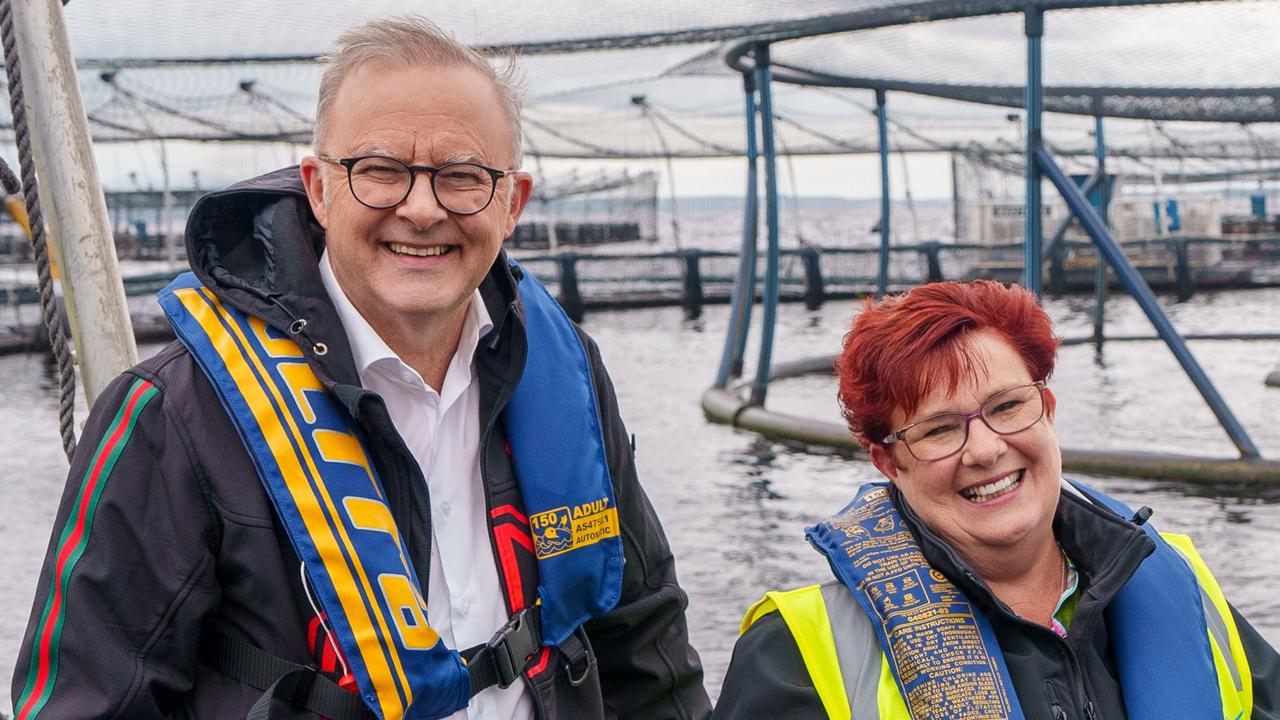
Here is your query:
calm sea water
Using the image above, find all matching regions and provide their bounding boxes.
[2,286,1278,708]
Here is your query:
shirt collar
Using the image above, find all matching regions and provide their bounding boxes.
[318,250,493,384]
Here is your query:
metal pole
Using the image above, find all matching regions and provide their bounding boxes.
[875,89,891,297]
[1036,145,1261,459]
[715,71,760,389]
[1152,163,1165,238]
[1092,114,1109,342]
[160,141,177,271]
[750,43,782,407]
[732,226,760,379]
[13,0,137,404]
[1023,7,1045,295]
[951,151,962,243]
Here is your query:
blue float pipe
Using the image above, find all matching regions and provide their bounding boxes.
[750,43,782,407]
[1092,114,1108,342]
[876,89,891,297]
[732,76,762,380]
[715,72,761,389]
[1023,7,1044,295]
[1035,145,1261,459]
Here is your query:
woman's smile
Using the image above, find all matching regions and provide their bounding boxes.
[959,468,1024,503]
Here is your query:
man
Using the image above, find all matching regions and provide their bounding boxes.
[13,17,710,720]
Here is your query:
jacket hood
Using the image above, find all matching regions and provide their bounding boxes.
[184,166,324,314]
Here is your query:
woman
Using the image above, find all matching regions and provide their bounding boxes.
[714,281,1278,720]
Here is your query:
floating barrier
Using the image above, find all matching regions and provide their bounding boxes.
[510,236,1280,321]
[4,235,1280,321]
[508,221,646,249]
[4,237,1280,352]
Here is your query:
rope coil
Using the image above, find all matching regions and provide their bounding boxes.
[1,0,79,461]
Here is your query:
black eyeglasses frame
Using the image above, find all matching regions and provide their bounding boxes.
[316,154,511,216]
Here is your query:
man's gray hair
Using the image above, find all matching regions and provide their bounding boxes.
[313,16,525,166]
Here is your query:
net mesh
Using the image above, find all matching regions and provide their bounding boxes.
[3,1,1276,146]
[0,0,1277,256]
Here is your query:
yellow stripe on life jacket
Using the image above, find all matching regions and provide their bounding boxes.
[175,287,413,716]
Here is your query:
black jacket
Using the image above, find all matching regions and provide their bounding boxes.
[714,485,1279,720]
[12,168,712,719]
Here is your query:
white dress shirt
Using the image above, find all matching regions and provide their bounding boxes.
[320,252,534,720]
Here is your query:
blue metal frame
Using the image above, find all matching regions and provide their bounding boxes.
[715,71,761,389]
[1092,114,1108,341]
[707,6,1261,462]
[876,89,891,297]
[1044,170,1100,256]
[751,42,783,407]
[1023,7,1044,294]
[1035,145,1261,459]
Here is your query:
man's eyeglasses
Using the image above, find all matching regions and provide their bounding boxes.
[881,381,1047,462]
[317,154,510,216]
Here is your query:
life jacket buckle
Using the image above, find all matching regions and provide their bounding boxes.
[484,607,541,689]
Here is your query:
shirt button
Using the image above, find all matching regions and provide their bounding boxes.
[459,598,471,616]
[400,368,416,384]
[441,501,452,517]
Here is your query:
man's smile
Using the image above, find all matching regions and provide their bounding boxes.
[387,241,453,257]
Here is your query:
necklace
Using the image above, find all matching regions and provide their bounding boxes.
[1057,543,1073,596]
[1059,550,1069,595]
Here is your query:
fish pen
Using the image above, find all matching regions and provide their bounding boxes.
[695,0,1280,482]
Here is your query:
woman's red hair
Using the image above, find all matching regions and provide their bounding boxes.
[836,280,1060,451]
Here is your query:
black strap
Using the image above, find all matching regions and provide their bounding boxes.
[202,629,374,720]
[247,667,376,720]
[203,607,589,718]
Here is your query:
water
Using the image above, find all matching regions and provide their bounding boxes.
[2,289,1278,708]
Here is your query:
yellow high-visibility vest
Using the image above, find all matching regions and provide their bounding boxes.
[742,533,1252,720]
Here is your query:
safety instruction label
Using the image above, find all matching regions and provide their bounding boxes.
[832,487,1014,719]
[530,497,620,559]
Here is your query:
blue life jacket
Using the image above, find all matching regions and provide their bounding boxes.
[159,260,623,720]
[804,480,1222,720]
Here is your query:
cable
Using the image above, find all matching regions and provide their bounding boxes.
[631,96,683,248]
